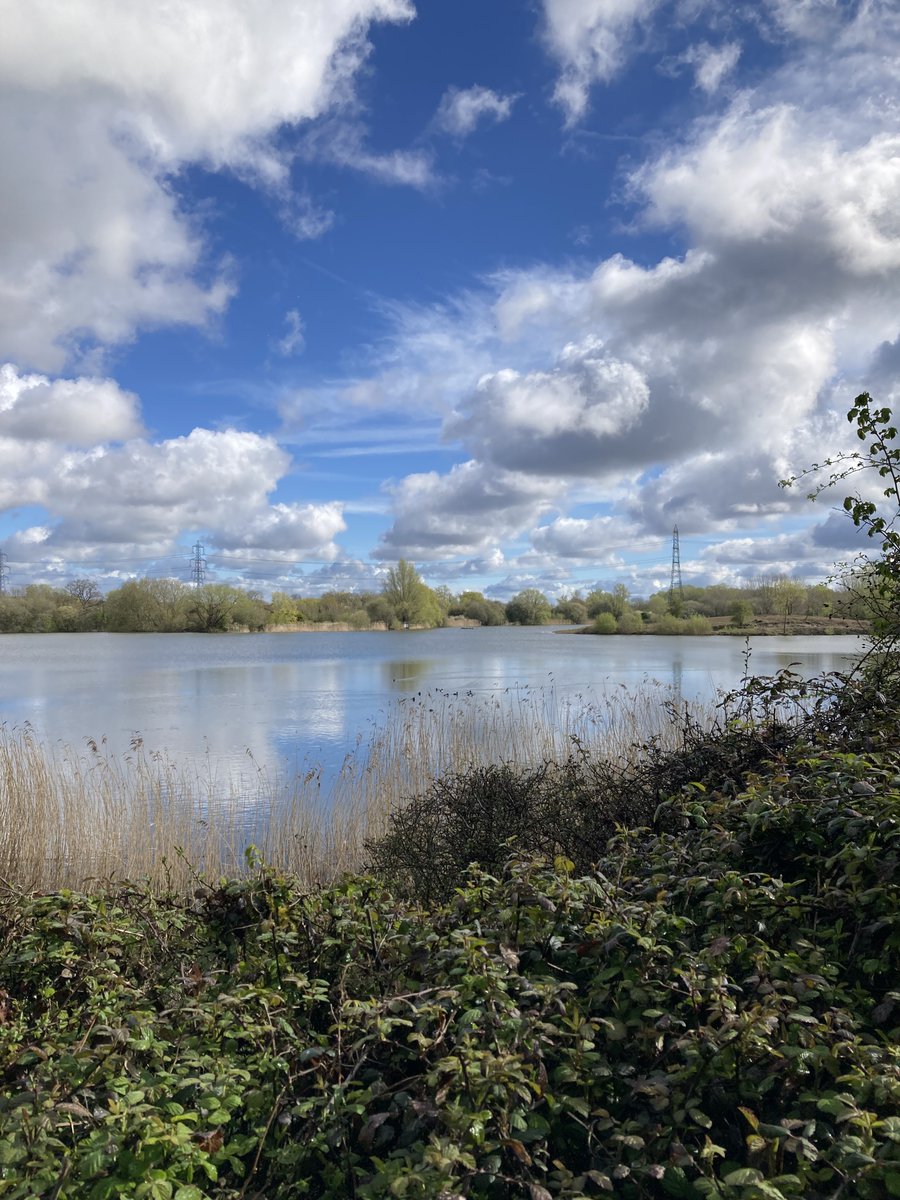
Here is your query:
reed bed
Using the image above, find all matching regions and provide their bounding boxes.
[0,681,712,894]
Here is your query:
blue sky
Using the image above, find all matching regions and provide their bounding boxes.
[1,0,898,599]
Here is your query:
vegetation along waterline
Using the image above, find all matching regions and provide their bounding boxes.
[0,395,898,1198]
[0,560,876,635]
[0,681,710,895]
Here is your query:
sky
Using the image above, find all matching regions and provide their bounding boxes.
[1,0,899,601]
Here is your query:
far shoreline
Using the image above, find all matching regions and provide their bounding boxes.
[571,615,869,638]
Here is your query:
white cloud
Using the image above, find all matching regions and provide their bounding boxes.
[375,460,564,560]
[433,86,519,137]
[531,515,658,559]
[297,119,435,188]
[0,363,142,445]
[1,0,415,169]
[275,311,306,358]
[0,97,234,372]
[541,0,666,123]
[448,338,650,475]
[0,0,416,370]
[636,107,900,272]
[676,40,741,93]
[368,3,900,575]
[0,415,346,564]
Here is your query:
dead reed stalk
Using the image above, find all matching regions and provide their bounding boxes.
[0,682,710,894]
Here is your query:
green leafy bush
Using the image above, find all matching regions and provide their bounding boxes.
[2,683,899,1199]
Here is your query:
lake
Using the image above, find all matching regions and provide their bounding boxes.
[0,628,863,795]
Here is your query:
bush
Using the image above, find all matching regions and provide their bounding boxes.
[592,611,617,633]
[367,672,822,905]
[367,759,622,903]
[653,613,712,635]
[616,610,643,633]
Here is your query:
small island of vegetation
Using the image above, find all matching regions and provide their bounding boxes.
[0,396,898,1198]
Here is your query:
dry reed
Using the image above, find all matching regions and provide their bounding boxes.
[0,682,712,894]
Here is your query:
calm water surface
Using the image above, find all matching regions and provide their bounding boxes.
[0,628,863,786]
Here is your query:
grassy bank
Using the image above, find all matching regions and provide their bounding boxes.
[580,615,869,637]
[0,665,898,1198]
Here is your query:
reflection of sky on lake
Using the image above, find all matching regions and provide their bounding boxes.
[0,629,864,799]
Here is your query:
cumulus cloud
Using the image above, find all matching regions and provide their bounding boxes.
[449,338,650,475]
[0,363,142,445]
[0,0,415,370]
[370,3,900,574]
[0,411,346,564]
[531,514,658,560]
[636,108,900,272]
[375,460,564,560]
[433,86,519,137]
[1,0,414,169]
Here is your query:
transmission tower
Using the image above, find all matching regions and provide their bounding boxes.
[190,541,207,588]
[668,524,684,613]
[0,551,8,595]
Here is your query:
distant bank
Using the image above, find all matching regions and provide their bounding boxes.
[577,614,869,637]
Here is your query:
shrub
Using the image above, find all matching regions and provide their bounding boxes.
[592,611,617,633]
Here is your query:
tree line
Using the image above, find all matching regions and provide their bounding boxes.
[0,562,873,634]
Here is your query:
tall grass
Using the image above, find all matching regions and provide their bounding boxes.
[0,682,713,894]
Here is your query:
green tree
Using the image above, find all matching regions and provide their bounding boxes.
[382,560,442,628]
[772,577,806,633]
[505,589,552,625]
[616,609,642,633]
[104,578,190,632]
[187,584,249,632]
[609,582,630,619]
[268,591,299,626]
[553,593,588,624]
[454,591,507,625]
[730,599,754,628]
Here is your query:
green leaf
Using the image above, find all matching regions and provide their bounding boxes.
[723,1168,765,1186]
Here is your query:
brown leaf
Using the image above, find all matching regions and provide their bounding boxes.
[528,1185,552,1200]
[181,962,205,994]
[55,1102,93,1121]
[358,1111,391,1152]
[499,944,520,971]
[708,935,731,957]
[502,1138,532,1165]
[193,1128,224,1154]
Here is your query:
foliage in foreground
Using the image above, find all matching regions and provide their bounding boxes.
[1,675,899,1199]
[367,670,842,904]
